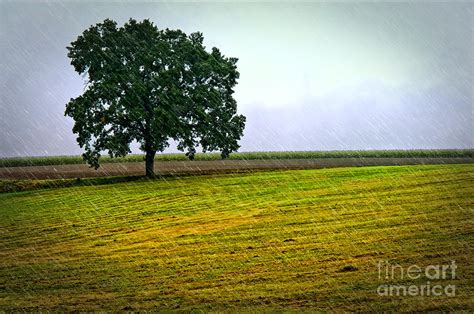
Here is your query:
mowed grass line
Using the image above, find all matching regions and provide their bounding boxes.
[0,164,472,311]
[1,149,473,167]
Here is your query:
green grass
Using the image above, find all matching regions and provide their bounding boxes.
[0,164,473,311]
[0,175,144,193]
[1,149,473,167]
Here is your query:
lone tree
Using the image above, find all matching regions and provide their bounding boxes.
[66,19,245,177]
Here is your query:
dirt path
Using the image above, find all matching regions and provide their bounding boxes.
[0,157,472,180]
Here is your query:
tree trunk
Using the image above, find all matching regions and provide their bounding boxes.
[145,149,156,178]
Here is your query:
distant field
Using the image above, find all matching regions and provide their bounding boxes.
[1,164,472,311]
[1,149,473,167]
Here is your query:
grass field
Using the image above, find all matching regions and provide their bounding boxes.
[1,164,473,311]
[1,149,473,167]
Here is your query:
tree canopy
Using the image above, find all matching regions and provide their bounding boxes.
[65,18,246,177]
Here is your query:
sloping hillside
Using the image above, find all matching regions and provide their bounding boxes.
[1,165,472,311]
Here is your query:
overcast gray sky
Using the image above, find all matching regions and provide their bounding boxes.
[0,1,472,157]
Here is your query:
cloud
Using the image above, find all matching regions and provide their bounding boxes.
[0,2,472,156]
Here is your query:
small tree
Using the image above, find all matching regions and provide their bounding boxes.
[66,19,245,177]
